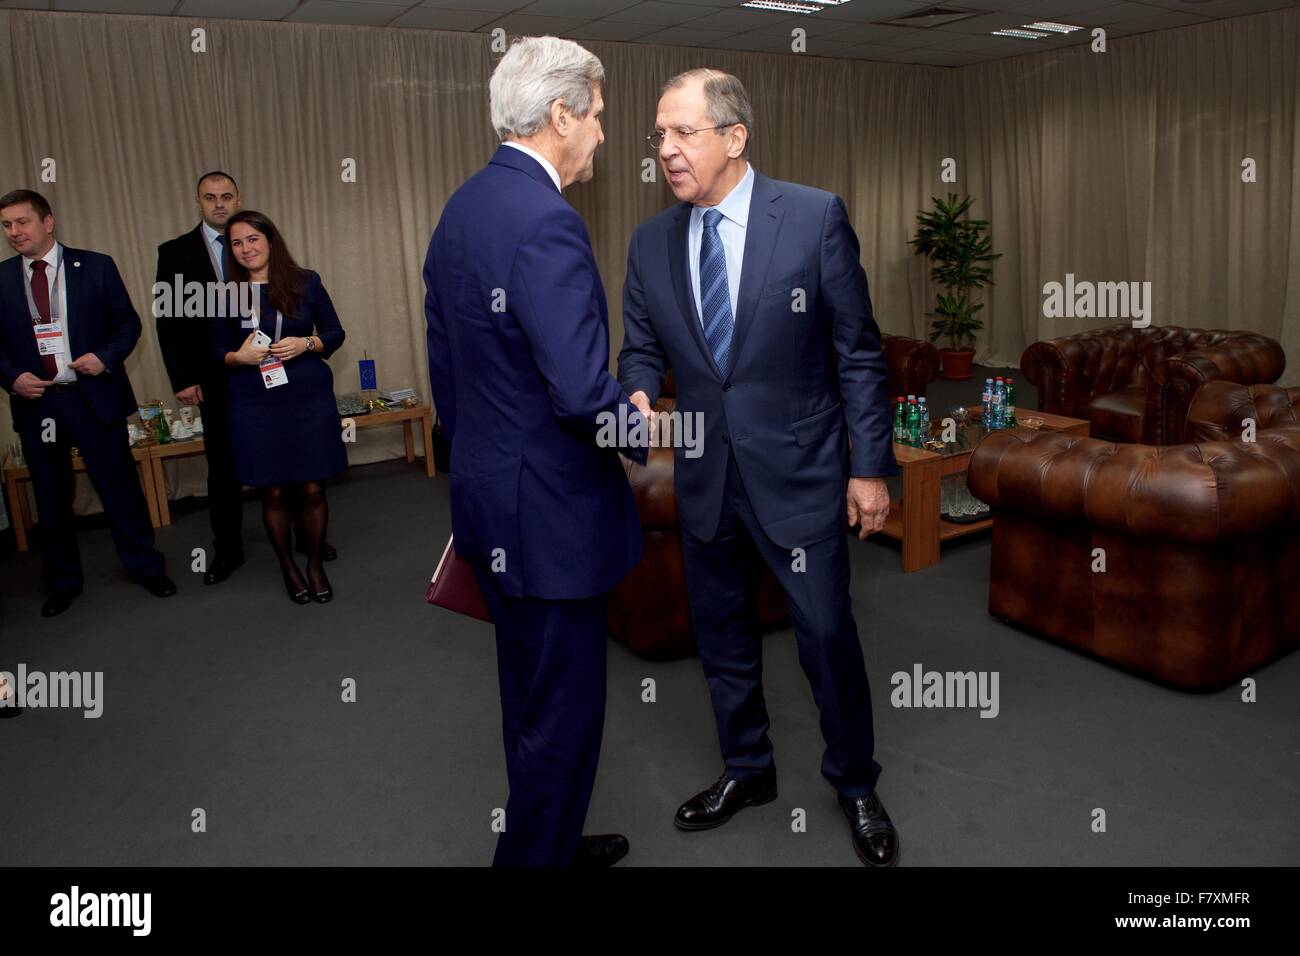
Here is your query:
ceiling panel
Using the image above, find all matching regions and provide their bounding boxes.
[514,0,640,17]
[53,0,176,12]
[414,0,531,12]
[386,4,502,26]
[478,11,593,29]
[605,1,716,25]
[634,24,737,44]
[177,0,302,18]
[286,0,415,25]
[2,0,1289,68]
[560,17,662,37]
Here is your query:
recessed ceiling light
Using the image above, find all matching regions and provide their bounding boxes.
[742,0,823,12]
[1023,21,1083,34]
[991,29,1053,40]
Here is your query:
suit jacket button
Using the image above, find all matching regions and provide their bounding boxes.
[722,433,730,444]
[723,382,732,391]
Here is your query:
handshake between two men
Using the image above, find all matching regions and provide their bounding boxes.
[424,38,901,868]
[625,388,890,541]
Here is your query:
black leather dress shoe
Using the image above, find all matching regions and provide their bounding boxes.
[139,575,178,598]
[674,769,778,831]
[41,588,82,617]
[571,834,629,868]
[839,792,899,867]
[203,554,245,585]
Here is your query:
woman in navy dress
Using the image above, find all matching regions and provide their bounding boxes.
[213,210,346,604]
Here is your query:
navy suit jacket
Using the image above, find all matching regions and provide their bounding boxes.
[424,145,646,600]
[618,171,899,550]
[0,247,142,430]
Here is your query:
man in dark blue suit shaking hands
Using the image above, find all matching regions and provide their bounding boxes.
[618,70,902,866]
[424,37,648,868]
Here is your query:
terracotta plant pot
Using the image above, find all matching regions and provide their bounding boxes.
[939,348,976,380]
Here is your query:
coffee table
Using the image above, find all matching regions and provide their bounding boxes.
[872,410,1090,571]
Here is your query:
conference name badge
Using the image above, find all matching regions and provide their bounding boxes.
[260,356,288,389]
[34,323,65,355]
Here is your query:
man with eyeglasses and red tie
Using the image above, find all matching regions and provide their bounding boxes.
[0,189,175,617]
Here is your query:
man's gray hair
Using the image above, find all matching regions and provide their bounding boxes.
[662,68,754,156]
[490,36,605,141]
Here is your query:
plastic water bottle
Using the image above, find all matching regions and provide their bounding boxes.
[981,378,993,428]
[992,377,1005,429]
[1005,378,1017,427]
[918,397,931,444]
[906,398,920,446]
[893,397,905,443]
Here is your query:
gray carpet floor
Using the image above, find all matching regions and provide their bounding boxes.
[2,366,1297,866]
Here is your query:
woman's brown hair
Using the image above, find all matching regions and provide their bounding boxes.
[224,210,307,317]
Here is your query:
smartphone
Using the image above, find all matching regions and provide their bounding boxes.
[252,330,272,348]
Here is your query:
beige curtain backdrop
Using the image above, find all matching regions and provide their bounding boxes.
[0,6,1297,517]
[958,8,1300,373]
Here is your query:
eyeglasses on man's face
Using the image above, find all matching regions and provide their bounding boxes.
[647,123,738,150]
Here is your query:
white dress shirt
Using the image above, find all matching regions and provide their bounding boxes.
[201,220,226,280]
[502,140,562,193]
[24,241,75,383]
[688,163,754,327]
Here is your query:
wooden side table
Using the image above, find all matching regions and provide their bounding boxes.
[872,411,1090,572]
[147,403,438,524]
[2,447,159,553]
[346,403,436,477]
[148,438,206,526]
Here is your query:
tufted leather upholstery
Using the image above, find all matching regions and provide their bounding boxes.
[1183,380,1300,442]
[607,335,939,659]
[1021,324,1284,445]
[967,382,1300,689]
[880,334,942,399]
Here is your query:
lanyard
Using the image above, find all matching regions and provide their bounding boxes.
[250,297,283,342]
[22,244,63,323]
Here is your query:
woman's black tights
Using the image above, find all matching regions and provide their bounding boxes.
[263,481,329,593]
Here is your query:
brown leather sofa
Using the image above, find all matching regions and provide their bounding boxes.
[966,381,1300,690]
[608,333,940,659]
[1020,324,1284,445]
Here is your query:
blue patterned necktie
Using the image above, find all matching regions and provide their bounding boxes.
[699,208,734,375]
[215,235,226,281]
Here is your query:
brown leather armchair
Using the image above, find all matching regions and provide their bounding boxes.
[966,382,1300,690]
[607,334,939,659]
[881,333,942,399]
[1020,324,1284,445]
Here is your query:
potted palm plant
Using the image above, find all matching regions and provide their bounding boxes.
[909,193,1001,380]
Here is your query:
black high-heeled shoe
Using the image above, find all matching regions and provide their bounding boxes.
[282,566,312,605]
[308,566,333,604]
